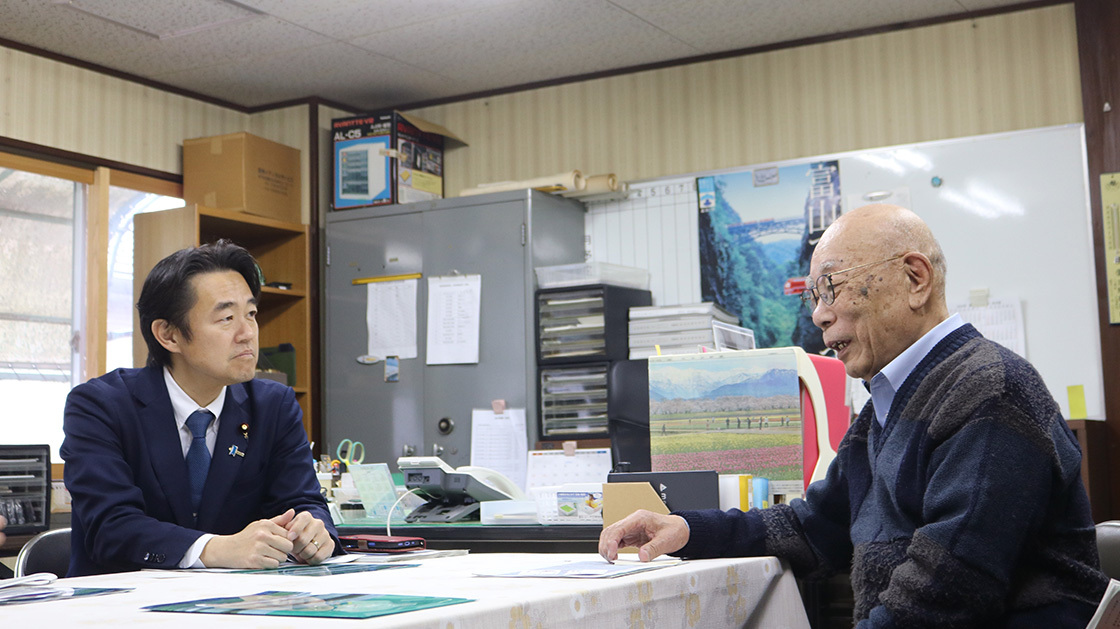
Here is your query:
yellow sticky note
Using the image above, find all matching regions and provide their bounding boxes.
[1067,385,1087,420]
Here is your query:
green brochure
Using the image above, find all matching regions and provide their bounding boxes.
[232,563,417,576]
[145,590,473,619]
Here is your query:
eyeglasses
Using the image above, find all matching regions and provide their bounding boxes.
[800,254,905,309]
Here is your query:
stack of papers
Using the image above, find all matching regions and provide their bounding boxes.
[0,573,131,606]
[474,558,681,579]
[628,303,741,359]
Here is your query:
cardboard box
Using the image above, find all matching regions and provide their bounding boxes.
[331,111,465,210]
[183,132,301,223]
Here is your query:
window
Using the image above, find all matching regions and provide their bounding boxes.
[106,184,183,372]
[0,159,89,455]
[0,155,182,458]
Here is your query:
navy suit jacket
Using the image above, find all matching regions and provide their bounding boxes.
[61,366,338,576]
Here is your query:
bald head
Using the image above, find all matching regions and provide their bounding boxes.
[809,204,951,379]
[818,204,947,302]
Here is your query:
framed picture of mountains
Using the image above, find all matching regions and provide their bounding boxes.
[648,348,800,480]
[697,161,841,355]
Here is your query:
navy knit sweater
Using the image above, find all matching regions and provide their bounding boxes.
[673,325,1106,628]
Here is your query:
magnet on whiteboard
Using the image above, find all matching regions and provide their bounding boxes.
[356,355,382,365]
[931,176,943,188]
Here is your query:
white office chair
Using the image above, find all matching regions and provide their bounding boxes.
[1096,521,1120,580]
[14,527,71,578]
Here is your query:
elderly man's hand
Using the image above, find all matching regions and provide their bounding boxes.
[599,509,690,563]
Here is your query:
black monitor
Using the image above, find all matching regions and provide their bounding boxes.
[608,360,651,472]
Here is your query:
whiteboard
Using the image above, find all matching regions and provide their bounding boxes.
[840,125,1101,420]
[587,125,1103,419]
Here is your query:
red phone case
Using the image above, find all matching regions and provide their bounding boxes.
[339,534,426,553]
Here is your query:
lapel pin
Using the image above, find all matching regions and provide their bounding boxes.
[240,423,249,439]
[228,445,246,458]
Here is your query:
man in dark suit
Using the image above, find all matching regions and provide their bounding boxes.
[62,240,338,576]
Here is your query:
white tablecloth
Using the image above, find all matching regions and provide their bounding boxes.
[2,553,809,628]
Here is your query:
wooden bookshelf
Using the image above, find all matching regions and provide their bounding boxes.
[1067,419,1111,522]
[133,204,314,438]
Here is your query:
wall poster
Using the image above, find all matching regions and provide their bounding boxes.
[697,161,842,353]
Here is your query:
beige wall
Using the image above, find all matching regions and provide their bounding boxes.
[410,4,1082,196]
[0,45,312,222]
[0,4,1083,217]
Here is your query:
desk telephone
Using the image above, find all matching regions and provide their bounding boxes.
[397,456,527,523]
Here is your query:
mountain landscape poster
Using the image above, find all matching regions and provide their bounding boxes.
[697,161,842,354]
[648,349,800,479]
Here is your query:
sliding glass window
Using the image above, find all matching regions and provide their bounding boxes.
[105,185,183,372]
[0,156,181,459]
[0,163,86,452]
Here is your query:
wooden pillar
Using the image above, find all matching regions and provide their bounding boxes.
[1075,0,1120,521]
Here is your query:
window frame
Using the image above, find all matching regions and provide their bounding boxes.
[0,151,183,481]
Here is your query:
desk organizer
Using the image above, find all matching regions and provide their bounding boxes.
[0,444,51,535]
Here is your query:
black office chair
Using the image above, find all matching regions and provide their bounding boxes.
[14,527,71,578]
[1096,520,1120,580]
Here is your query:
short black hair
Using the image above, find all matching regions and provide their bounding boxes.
[137,239,261,368]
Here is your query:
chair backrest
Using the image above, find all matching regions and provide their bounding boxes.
[1096,521,1120,580]
[14,527,71,578]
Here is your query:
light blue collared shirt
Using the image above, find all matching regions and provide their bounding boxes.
[869,313,965,428]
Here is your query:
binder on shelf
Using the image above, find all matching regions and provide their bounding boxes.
[629,314,735,335]
[629,345,710,360]
[628,302,737,320]
[629,328,718,349]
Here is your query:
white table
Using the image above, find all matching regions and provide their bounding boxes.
[2,553,809,628]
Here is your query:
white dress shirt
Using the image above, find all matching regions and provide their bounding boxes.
[163,367,226,568]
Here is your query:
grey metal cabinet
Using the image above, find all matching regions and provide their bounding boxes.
[324,190,585,468]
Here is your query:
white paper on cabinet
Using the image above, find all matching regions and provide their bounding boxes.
[426,274,481,365]
[470,408,528,491]
[366,279,418,360]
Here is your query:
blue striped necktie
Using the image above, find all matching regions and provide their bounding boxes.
[185,409,213,519]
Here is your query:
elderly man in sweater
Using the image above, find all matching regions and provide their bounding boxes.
[600,204,1106,628]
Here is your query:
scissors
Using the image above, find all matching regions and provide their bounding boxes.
[336,438,365,467]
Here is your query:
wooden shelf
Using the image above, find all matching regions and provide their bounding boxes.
[133,204,314,439]
[1067,419,1111,522]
